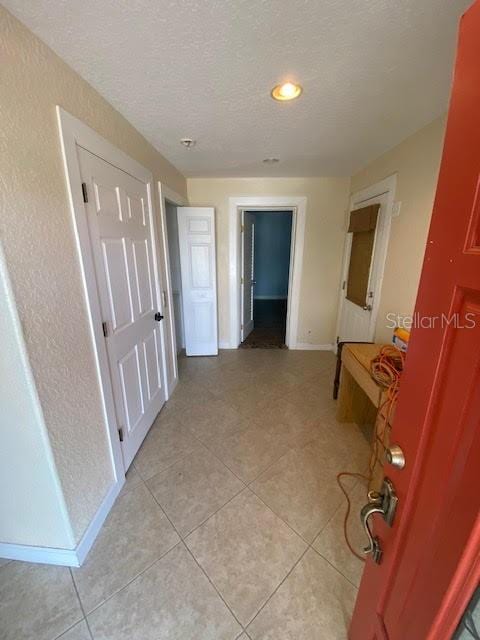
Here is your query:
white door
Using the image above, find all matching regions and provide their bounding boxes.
[177,207,218,356]
[337,192,389,343]
[241,211,255,341]
[79,148,166,469]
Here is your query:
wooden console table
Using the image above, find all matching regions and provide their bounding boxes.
[335,343,393,492]
[336,343,387,424]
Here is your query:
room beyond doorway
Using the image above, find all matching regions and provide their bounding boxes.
[240,210,293,349]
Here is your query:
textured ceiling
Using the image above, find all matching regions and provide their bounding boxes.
[4,0,472,177]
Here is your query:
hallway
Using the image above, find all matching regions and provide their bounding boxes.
[1,350,370,640]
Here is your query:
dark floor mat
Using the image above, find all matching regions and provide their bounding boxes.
[239,327,287,349]
[240,299,288,348]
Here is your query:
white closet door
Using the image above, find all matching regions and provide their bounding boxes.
[79,148,166,469]
[241,211,255,340]
[177,207,218,356]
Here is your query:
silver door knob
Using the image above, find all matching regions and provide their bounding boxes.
[386,444,406,469]
[363,304,373,311]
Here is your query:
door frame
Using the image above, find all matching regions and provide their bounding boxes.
[157,182,188,393]
[57,107,169,487]
[228,196,306,349]
[335,174,397,347]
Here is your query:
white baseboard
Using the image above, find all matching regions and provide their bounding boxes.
[0,541,80,567]
[166,374,178,399]
[219,341,236,349]
[75,478,123,566]
[0,478,124,567]
[292,343,334,351]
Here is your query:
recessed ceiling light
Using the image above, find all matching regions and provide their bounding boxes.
[271,81,303,101]
[180,138,196,149]
[263,157,280,164]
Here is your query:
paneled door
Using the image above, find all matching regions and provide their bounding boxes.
[350,2,480,637]
[337,192,388,343]
[241,211,255,341]
[79,148,166,469]
[177,207,218,356]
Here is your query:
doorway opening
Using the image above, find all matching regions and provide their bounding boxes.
[240,210,293,349]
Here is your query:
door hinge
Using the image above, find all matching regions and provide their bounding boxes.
[118,427,124,442]
[336,336,340,344]
[241,323,243,330]
[342,280,346,290]
[102,321,108,337]
[81,182,88,203]
[241,224,244,232]
[241,277,244,284]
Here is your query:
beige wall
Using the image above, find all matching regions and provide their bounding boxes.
[1,8,186,544]
[0,244,74,548]
[187,178,351,347]
[350,117,446,343]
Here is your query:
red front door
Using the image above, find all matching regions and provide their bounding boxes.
[350,3,480,638]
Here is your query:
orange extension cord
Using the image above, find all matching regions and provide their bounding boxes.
[337,345,405,562]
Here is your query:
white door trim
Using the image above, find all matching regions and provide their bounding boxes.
[157,182,188,395]
[228,196,306,349]
[335,174,397,347]
[56,107,169,561]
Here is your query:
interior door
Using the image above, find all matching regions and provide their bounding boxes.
[79,148,166,469]
[241,211,255,341]
[350,4,480,638]
[338,193,387,343]
[177,207,218,356]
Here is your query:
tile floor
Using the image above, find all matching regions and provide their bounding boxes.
[0,349,371,640]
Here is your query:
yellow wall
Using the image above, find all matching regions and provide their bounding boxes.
[350,116,446,343]
[187,177,351,347]
[1,7,186,543]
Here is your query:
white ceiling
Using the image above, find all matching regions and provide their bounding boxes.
[5,0,472,177]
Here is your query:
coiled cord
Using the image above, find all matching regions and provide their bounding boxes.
[337,345,405,562]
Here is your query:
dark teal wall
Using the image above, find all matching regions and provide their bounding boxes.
[252,211,292,298]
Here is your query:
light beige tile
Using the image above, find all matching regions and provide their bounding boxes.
[133,414,201,481]
[221,382,276,420]
[313,481,368,587]
[284,378,338,420]
[0,561,82,640]
[57,619,91,640]
[72,482,179,613]
[167,379,217,411]
[250,439,356,543]
[247,548,357,640]
[88,543,241,640]
[186,489,307,626]
[255,396,330,448]
[147,447,245,537]
[120,463,143,496]
[179,398,250,443]
[205,421,290,483]
[199,365,252,396]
